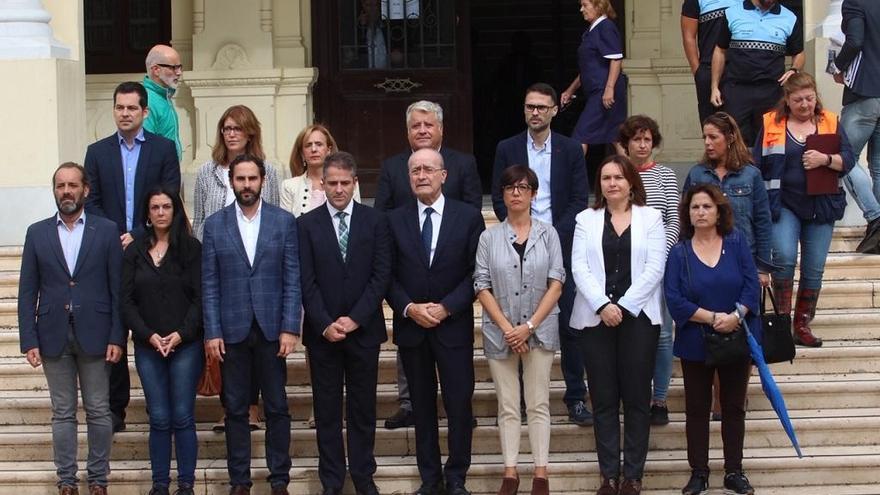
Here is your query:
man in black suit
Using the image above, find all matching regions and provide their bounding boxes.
[833,0,880,253]
[375,100,483,429]
[298,152,390,495]
[387,148,485,495]
[492,83,591,427]
[84,81,181,432]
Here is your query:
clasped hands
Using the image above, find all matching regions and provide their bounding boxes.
[323,316,359,342]
[149,331,182,357]
[503,323,531,354]
[408,302,450,329]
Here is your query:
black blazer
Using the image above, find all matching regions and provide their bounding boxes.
[84,130,181,236]
[386,198,485,348]
[298,202,391,348]
[374,147,483,211]
[18,214,124,357]
[835,0,880,102]
[491,131,589,248]
[121,234,202,347]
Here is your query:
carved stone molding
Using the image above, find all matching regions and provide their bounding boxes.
[193,0,205,34]
[212,43,250,70]
[260,0,272,33]
[185,77,282,88]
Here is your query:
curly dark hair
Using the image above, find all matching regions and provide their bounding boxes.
[618,115,663,150]
[679,183,734,240]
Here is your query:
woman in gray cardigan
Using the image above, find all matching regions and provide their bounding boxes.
[474,165,564,495]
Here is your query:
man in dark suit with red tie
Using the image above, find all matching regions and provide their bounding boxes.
[298,152,390,495]
[386,148,485,495]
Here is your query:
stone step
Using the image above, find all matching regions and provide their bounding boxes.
[0,446,876,494]
[0,372,877,426]
[1,341,879,392]
[2,408,877,463]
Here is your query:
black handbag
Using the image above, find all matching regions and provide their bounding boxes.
[760,287,796,364]
[684,242,751,367]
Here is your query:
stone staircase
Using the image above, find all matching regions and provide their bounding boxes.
[0,223,879,494]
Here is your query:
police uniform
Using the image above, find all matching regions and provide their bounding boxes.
[718,0,802,145]
[681,0,737,123]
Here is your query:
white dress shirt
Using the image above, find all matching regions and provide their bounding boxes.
[235,199,263,266]
[417,194,445,266]
[326,199,355,242]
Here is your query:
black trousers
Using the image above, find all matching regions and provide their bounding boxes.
[680,357,751,474]
[579,311,659,480]
[723,79,782,146]
[694,64,717,124]
[400,333,474,488]
[307,338,380,492]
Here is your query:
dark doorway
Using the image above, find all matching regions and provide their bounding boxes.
[470,0,625,191]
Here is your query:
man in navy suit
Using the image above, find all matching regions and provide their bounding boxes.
[375,100,483,430]
[202,154,300,495]
[84,80,181,432]
[491,83,591,427]
[387,148,485,495]
[18,163,124,495]
[298,152,390,495]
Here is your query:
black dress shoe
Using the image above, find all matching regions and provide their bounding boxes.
[111,412,126,433]
[384,407,414,429]
[355,482,380,495]
[446,483,470,495]
[413,481,444,495]
[320,490,341,495]
[857,217,880,254]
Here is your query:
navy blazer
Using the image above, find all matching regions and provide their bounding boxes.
[835,0,880,101]
[386,198,485,348]
[18,214,124,357]
[201,202,301,344]
[491,131,589,248]
[84,129,180,236]
[374,147,483,211]
[298,202,391,348]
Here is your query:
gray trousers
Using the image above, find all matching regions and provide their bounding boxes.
[42,327,113,487]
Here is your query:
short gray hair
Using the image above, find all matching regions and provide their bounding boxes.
[406,100,443,127]
[323,151,358,177]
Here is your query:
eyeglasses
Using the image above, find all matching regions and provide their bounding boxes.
[409,166,442,176]
[156,63,183,71]
[502,184,534,193]
[524,104,554,114]
[221,126,245,135]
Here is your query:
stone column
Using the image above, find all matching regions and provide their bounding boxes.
[0,0,85,245]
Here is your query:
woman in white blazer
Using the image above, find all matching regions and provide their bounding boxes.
[570,155,666,495]
[280,124,360,217]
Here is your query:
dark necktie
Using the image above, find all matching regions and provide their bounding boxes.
[336,211,348,260]
[422,207,434,263]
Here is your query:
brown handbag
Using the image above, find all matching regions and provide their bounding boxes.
[197,354,222,397]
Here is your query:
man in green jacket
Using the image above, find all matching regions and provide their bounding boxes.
[143,44,183,160]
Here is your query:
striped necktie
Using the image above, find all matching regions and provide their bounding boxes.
[336,211,349,260]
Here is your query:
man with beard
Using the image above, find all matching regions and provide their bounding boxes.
[18,163,124,495]
[143,44,184,160]
[709,0,804,145]
[491,83,591,427]
[202,153,301,495]
[84,80,180,433]
[298,152,390,495]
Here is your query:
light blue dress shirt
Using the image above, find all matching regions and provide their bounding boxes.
[56,211,86,274]
[526,132,553,224]
[118,129,145,232]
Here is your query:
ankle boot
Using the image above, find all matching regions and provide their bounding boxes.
[771,278,794,315]
[793,287,823,347]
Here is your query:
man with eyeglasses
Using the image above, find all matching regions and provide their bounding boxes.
[143,44,184,160]
[491,82,591,427]
[387,148,485,495]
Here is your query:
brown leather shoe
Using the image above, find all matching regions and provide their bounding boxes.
[59,486,79,495]
[530,477,549,495]
[619,479,642,495]
[596,476,619,495]
[88,486,107,495]
[229,486,250,495]
[497,477,519,495]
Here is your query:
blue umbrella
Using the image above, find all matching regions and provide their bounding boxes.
[739,304,803,458]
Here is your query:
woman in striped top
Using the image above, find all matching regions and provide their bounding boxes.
[618,115,680,426]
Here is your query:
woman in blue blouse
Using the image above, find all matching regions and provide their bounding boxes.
[561,0,627,155]
[665,184,761,495]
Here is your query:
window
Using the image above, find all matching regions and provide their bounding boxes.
[85,0,172,74]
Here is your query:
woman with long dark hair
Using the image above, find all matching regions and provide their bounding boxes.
[121,187,202,495]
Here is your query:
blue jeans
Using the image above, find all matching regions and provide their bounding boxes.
[770,207,834,289]
[841,96,880,217]
[42,327,112,487]
[134,341,204,488]
[652,302,674,402]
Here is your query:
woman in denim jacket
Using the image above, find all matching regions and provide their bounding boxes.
[474,165,564,495]
[683,112,774,284]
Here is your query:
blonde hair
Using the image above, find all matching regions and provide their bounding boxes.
[288,124,339,177]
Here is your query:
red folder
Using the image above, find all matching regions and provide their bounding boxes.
[804,133,841,195]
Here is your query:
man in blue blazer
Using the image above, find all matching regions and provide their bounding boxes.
[374,100,483,430]
[18,163,124,495]
[491,83,592,427]
[387,148,485,495]
[298,152,390,495]
[84,81,180,431]
[202,154,301,495]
